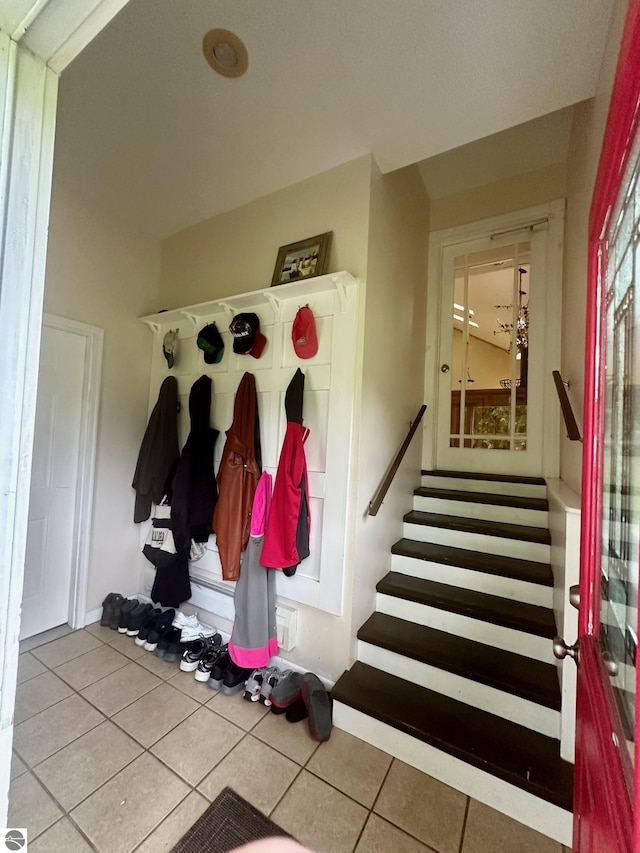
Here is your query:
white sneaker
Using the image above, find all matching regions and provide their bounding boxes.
[172,612,199,630]
[180,622,218,642]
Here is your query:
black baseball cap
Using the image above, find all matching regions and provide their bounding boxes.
[197,323,225,364]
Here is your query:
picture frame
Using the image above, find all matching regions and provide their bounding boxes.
[271,231,332,286]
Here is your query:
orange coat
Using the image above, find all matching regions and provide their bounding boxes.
[213,372,261,580]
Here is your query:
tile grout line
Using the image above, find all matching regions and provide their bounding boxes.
[458,796,471,853]
[15,628,430,851]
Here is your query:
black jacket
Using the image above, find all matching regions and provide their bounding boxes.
[132,376,179,523]
[169,375,219,552]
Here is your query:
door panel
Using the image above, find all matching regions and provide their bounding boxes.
[436,231,546,475]
[20,325,86,639]
[576,0,640,847]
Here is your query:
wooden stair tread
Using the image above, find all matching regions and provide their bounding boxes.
[422,469,546,486]
[332,662,573,811]
[404,510,551,545]
[391,538,553,586]
[415,486,548,512]
[377,573,557,638]
[358,612,561,710]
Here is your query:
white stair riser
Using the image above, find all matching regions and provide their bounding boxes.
[403,522,550,563]
[377,593,556,665]
[421,476,546,499]
[391,554,552,608]
[333,702,571,846]
[357,641,560,739]
[414,495,548,528]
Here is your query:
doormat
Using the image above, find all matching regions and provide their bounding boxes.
[170,787,292,853]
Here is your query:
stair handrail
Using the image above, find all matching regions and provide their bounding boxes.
[368,404,427,516]
[552,371,582,441]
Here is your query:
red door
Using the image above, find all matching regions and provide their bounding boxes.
[576,1,640,849]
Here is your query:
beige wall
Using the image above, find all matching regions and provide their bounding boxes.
[561,0,627,496]
[350,161,430,638]
[429,163,567,232]
[43,181,162,610]
[160,156,372,307]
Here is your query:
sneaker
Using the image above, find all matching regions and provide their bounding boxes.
[172,612,199,631]
[155,626,181,658]
[134,608,162,646]
[144,608,176,652]
[100,593,117,627]
[243,668,266,702]
[208,648,233,690]
[164,630,191,663]
[221,662,253,696]
[179,617,219,642]
[108,594,125,630]
[117,598,139,633]
[196,645,229,684]
[126,602,153,637]
[180,635,222,672]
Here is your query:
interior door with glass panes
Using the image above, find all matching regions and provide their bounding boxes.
[435,232,546,476]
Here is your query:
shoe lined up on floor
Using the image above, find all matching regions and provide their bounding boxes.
[180,634,223,672]
[101,600,333,732]
[100,593,124,631]
[134,608,162,647]
[172,611,219,642]
[258,668,332,741]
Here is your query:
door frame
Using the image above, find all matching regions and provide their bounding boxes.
[38,314,104,633]
[423,199,565,477]
[0,0,132,824]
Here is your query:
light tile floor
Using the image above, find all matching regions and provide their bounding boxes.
[9,625,571,853]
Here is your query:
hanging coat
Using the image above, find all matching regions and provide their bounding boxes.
[132,376,179,523]
[228,471,278,668]
[260,368,310,576]
[213,372,262,581]
[168,375,219,553]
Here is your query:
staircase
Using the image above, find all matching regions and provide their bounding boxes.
[332,470,573,845]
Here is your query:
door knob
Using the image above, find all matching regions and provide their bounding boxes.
[569,585,580,610]
[441,364,450,373]
[553,636,580,665]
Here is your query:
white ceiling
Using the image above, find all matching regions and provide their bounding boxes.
[52,0,615,238]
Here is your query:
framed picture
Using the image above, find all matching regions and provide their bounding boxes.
[271,231,332,286]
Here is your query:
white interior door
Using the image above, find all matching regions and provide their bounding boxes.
[20,324,86,639]
[434,229,549,476]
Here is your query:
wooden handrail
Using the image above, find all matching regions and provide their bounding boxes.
[368,405,427,516]
[552,371,582,441]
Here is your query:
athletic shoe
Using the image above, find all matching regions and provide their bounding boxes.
[108,594,125,630]
[155,626,181,658]
[117,598,139,633]
[207,648,232,690]
[100,593,117,627]
[125,602,153,636]
[220,662,253,696]
[144,608,176,652]
[180,635,222,672]
[243,668,266,702]
[196,645,229,684]
[134,608,162,646]
[172,612,199,632]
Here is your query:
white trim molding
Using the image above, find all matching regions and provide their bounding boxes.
[0,0,135,825]
[423,199,565,477]
[43,314,104,631]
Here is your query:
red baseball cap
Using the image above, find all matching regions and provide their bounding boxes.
[292,306,318,359]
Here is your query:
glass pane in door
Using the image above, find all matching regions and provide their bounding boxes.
[600,133,640,764]
[449,242,530,450]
